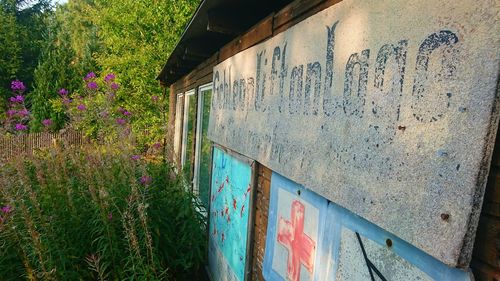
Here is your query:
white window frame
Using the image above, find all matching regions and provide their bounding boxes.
[180,89,196,168]
[173,93,184,162]
[193,82,213,196]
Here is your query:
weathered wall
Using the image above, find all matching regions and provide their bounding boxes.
[208,0,500,267]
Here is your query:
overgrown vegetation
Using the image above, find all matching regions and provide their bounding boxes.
[0,70,208,279]
[0,143,207,280]
[0,1,205,279]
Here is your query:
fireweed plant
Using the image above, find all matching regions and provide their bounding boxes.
[0,144,207,280]
[52,72,167,150]
[0,74,207,280]
[61,72,135,143]
[1,80,32,134]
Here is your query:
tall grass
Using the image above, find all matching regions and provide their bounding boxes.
[0,143,207,280]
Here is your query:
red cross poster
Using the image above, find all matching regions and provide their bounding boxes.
[263,172,328,281]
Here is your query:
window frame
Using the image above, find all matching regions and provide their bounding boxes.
[180,89,196,168]
[193,82,213,197]
[173,92,184,164]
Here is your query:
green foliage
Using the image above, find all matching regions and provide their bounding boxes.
[0,0,51,102]
[64,0,101,74]
[14,0,52,90]
[0,3,22,102]
[0,143,207,280]
[27,0,199,145]
[30,10,83,131]
[89,0,198,146]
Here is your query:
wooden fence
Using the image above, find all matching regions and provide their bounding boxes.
[0,130,86,161]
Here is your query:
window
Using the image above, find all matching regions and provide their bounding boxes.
[181,89,197,183]
[193,83,212,208]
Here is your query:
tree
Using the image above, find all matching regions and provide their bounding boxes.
[0,3,21,106]
[14,0,52,89]
[89,0,199,145]
[0,0,51,107]
[30,9,81,131]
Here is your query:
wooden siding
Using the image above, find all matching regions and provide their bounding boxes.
[471,131,500,280]
[251,164,272,281]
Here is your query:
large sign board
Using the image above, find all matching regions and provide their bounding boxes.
[208,0,500,266]
[208,146,254,281]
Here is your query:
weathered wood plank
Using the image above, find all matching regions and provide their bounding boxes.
[170,53,218,94]
[273,0,324,29]
[219,14,274,62]
[485,168,500,204]
[490,135,500,167]
[471,260,500,281]
[482,201,500,217]
[252,164,272,281]
[472,215,500,268]
[273,0,343,34]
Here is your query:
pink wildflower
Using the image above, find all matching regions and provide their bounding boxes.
[42,119,53,127]
[10,95,24,103]
[15,124,27,131]
[62,98,73,105]
[1,206,12,214]
[140,175,152,186]
[58,88,68,96]
[87,82,98,90]
[11,80,25,92]
[17,108,29,117]
[6,110,16,117]
[104,73,115,82]
[84,72,96,81]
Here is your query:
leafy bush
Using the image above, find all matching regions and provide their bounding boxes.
[0,143,207,280]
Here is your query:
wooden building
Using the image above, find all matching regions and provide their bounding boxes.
[158,0,500,280]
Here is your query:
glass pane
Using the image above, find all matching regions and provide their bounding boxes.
[198,88,212,208]
[184,94,197,182]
